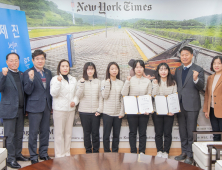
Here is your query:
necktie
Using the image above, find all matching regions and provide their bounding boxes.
[184,67,187,70]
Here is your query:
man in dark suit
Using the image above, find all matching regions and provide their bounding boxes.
[0,53,30,169]
[23,50,52,164]
[174,46,205,164]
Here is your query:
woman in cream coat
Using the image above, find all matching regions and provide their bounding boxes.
[151,63,177,159]
[75,62,103,153]
[121,60,152,154]
[50,59,79,157]
[101,62,124,153]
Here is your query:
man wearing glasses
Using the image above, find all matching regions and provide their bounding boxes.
[23,50,52,164]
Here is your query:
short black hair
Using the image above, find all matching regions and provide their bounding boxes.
[179,46,193,54]
[128,59,135,67]
[133,60,145,72]
[32,49,46,59]
[6,52,20,60]
[83,62,98,80]
[210,56,222,72]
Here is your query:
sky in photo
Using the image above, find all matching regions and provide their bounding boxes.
[50,0,222,20]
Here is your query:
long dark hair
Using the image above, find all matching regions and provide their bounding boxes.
[83,62,98,80]
[155,63,175,87]
[57,59,70,75]
[105,62,120,89]
[106,62,120,80]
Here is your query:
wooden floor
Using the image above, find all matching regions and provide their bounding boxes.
[19,153,202,170]
[21,148,182,157]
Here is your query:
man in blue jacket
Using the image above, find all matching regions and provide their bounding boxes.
[0,53,30,169]
[23,50,52,164]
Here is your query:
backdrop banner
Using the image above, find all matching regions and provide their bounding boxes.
[0,8,33,72]
[0,126,214,142]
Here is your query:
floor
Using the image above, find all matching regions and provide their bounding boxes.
[8,156,179,169]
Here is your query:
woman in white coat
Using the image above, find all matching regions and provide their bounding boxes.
[50,59,79,158]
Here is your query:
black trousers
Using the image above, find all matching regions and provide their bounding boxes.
[209,107,222,141]
[177,103,199,158]
[103,114,122,152]
[3,108,24,162]
[152,112,174,153]
[127,114,149,154]
[28,101,51,160]
[79,113,100,153]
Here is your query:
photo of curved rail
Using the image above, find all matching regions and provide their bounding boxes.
[127,28,222,80]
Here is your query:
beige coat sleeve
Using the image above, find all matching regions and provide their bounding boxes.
[121,80,130,96]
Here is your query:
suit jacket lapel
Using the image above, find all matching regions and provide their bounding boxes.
[33,67,44,89]
[183,64,195,87]
[214,74,222,92]
[7,71,17,91]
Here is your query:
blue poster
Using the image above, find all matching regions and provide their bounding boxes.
[0,8,33,101]
[0,8,33,72]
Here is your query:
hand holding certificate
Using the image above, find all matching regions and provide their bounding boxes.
[123,95,154,114]
[154,93,180,115]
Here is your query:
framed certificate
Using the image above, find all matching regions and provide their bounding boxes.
[167,93,181,114]
[123,96,139,114]
[123,95,154,114]
[154,93,181,115]
[155,95,168,115]
[137,95,154,114]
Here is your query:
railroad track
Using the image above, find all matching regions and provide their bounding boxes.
[126,28,222,76]
[30,29,107,50]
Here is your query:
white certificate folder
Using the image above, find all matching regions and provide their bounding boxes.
[154,92,181,115]
[123,95,154,114]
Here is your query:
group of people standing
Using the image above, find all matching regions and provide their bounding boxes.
[0,46,222,169]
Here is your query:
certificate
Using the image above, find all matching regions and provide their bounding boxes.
[154,93,180,115]
[167,93,181,114]
[123,95,154,114]
[155,95,168,115]
[137,95,154,114]
[123,96,139,114]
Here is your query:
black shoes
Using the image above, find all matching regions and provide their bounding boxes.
[184,157,194,165]
[16,155,30,161]
[39,156,51,161]
[174,153,187,161]
[7,161,21,169]
[31,159,39,164]
[174,153,194,165]
[31,156,51,164]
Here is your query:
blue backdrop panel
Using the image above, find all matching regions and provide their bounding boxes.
[67,34,73,67]
[0,8,33,72]
[0,8,33,100]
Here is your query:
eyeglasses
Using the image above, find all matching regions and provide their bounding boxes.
[159,68,168,71]
[35,57,45,61]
